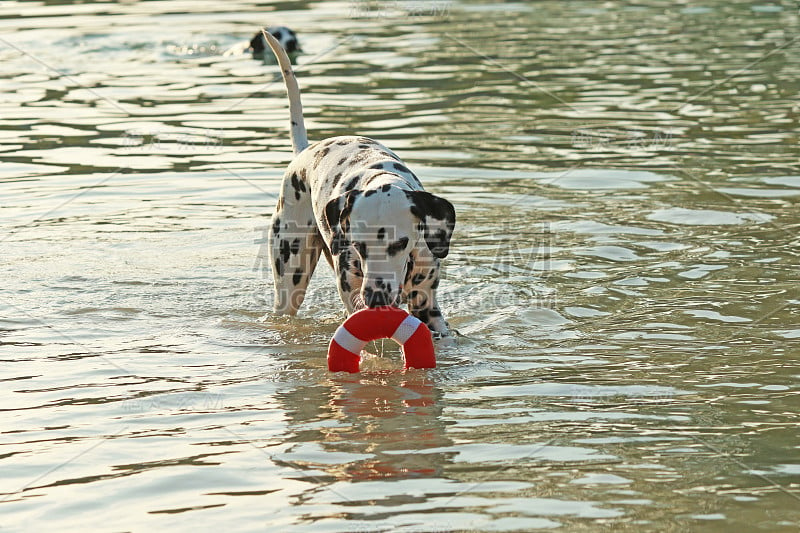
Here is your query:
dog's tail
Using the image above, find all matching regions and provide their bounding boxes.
[261,29,309,155]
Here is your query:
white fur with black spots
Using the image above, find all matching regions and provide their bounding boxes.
[263,31,455,337]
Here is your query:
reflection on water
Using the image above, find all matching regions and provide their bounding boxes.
[2,0,799,531]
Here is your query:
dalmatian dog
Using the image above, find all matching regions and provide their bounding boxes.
[261,31,456,337]
[249,26,301,63]
[224,26,301,64]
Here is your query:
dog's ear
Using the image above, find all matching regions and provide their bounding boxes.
[324,189,360,231]
[249,32,265,52]
[406,190,456,258]
[324,190,361,254]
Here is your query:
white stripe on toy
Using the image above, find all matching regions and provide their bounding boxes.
[333,325,367,355]
[390,314,422,345]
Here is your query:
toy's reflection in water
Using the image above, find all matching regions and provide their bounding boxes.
[277,372,451,484]
[328,373,449,480]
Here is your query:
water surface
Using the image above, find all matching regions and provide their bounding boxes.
[2,1,799,531]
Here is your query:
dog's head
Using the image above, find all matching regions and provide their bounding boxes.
[325,185,455,309]
[250,26,301,61]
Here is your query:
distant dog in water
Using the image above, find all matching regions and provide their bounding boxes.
[224,26,301,64]
[262,31,456,337]
[250,26,301,63]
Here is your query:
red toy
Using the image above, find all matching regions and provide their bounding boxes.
[327,307,436,373]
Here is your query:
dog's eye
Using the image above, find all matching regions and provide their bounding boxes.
[386,237,409,257]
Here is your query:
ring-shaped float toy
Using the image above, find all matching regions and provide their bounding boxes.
[328,306,436,373]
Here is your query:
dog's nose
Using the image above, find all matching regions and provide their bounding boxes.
[363,287,389,308]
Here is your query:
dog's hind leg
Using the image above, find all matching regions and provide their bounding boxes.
[269,172,322,315]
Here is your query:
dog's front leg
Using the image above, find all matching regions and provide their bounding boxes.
[406,258,450,338]
[333,246,363,314]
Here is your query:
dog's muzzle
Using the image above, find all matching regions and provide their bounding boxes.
[363,286,390,308]
[362,279,402,309]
